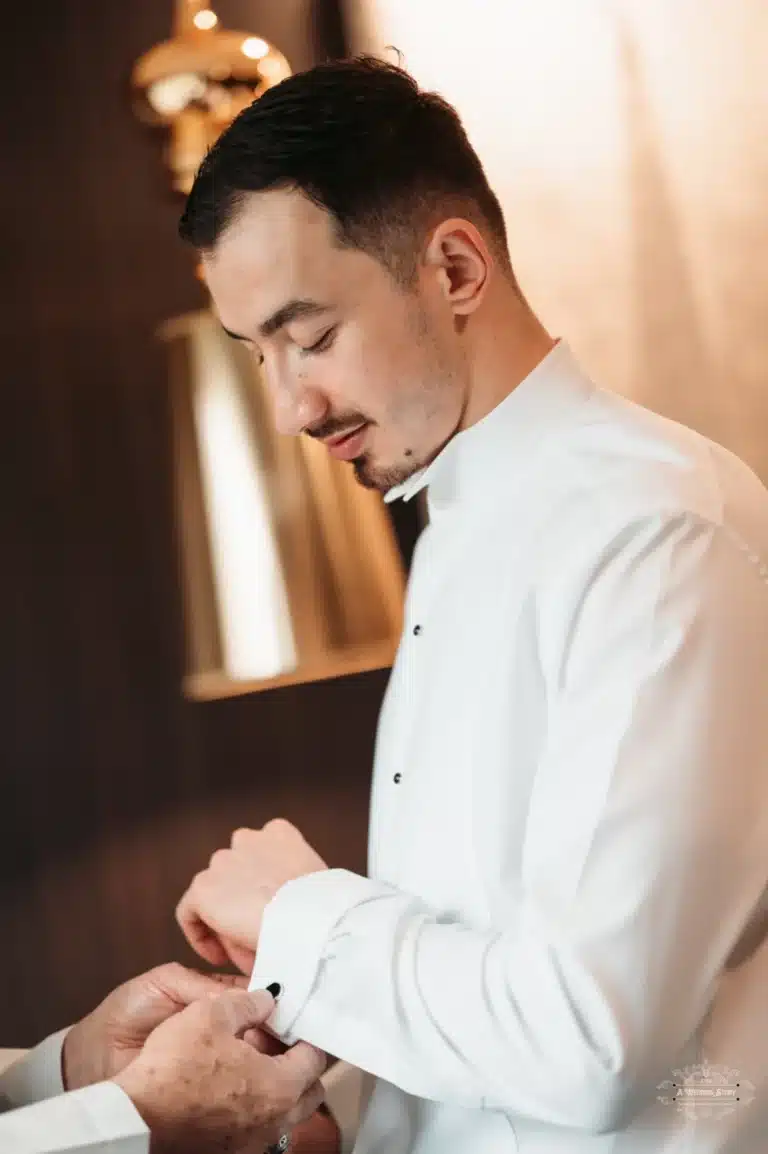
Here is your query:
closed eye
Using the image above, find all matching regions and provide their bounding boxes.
[221,325,264,366]
[299,326,337,356]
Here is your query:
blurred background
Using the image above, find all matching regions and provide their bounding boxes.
[2,0,768,1046]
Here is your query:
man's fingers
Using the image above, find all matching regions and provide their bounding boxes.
[262,818,298,840]
[231,826,259,850]
[273,1041,328,1095]
[187,927,230,967]
[175,882,228,966]
[206,972,249,989]
[243,1026,284,1055]
[281,1079,326,1129]
[208,988,276,1035]
[219,936,256,976]
[151,963,240,1007]
[189,970,250,1003]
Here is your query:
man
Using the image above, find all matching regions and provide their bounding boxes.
[175,57,768,1153]
[0,963,326,1152]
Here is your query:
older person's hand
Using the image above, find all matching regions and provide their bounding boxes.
[62,962,249,1089]
[114,987,327,1154]
[176,820,327,973]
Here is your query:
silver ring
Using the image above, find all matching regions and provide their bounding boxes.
[265,1135,291,1153]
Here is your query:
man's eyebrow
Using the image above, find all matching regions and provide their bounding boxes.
[220,300,330,346]
[259,299,331,339]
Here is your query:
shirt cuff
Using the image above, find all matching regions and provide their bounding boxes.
[71,1081,150,1141]
[249,868,377,1043]
[0,1028,69,1107]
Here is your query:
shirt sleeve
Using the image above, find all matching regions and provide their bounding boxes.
[0,1082,149,1153]
[251,511,768,1134]
[0,1030,69,1107]
[0,1030,149,1152]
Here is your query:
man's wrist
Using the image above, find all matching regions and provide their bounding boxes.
[112,1065,173,1152]
[112,1066,151,1125]
[61,1020,94,1091]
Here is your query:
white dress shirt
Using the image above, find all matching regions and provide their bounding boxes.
[0,1031,148,1153]
[251,341,768,1153]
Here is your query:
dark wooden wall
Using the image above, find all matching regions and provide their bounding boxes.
[0,0,419,1045]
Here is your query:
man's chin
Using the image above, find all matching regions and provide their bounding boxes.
[352,455,421,494]
[351,462,385,491]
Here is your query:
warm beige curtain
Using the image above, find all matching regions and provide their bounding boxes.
[344,0,768,481]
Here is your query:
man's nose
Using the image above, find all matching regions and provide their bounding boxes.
[271,379,328,437]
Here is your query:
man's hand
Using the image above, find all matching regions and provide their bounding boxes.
[176,820,327,972]
[114,987,327,1154]
[62,962,248,1089]
[290,1106,342,1153]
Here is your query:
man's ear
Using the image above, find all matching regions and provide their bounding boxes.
[423,217,492,316]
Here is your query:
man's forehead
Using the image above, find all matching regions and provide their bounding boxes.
[203,189,382,336]
[203,189,349,328]
[213,188,335,277]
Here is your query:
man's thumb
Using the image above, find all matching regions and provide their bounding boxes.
[209,988,276,1035]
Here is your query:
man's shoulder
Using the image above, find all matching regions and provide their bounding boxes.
[549,385,768,544]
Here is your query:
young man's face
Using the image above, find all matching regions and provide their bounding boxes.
[202,187,467,492]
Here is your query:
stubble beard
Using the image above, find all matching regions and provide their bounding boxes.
[351,300,462,493]
[351,451,425,493]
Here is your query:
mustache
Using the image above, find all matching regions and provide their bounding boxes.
[305,416,370,440]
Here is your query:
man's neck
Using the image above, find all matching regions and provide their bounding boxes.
[459,292,556,432]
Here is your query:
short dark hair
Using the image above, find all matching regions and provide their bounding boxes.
[179,55,512,284]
